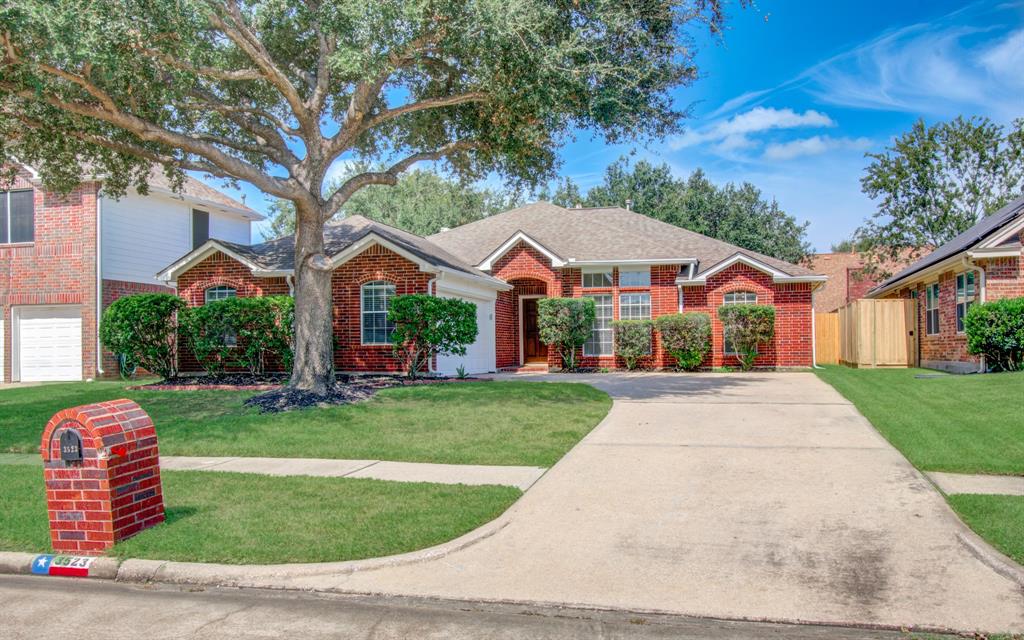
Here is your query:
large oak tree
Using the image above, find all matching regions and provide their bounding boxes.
[0,0,737,394]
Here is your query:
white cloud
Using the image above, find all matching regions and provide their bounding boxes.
[979,28,1024,88]
[671,107,835,150]
[763,136,872,161]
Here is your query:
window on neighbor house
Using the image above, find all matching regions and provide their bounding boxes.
[925,283,940,335]
[583,294,613,356]
[192,209,210,249]
[956,272,976,333]
[361,280,396,344]
[204,285,237,304]
[582,269,612,289]
[722,290,758,355]
[0,189,34,244]
[618,267,651,288]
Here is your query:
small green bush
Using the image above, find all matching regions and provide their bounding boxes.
[965,297,1024,372]
[389,294,478,379]
[717,304,775,371]
[655,312,711,371]
[537,298,595,371]
[612,320,653,370]
[182,296,294,376]
[100,293,186,379]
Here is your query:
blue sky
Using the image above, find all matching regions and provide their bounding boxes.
[214,0,1024,251]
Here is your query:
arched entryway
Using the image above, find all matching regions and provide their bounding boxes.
[508,277,549,367]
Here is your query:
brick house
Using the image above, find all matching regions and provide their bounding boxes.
[868,196,1024,373]
[809,250,921,312]
[160,202,826,374]
[0,165,261,382]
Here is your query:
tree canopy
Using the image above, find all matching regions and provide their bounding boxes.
[0,0,741,393]
[857,116,1024,268]
[556,157,812,263]
[266,168,522,238]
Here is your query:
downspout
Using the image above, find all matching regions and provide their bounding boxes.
[963,256,987,373]
[285,274,295,296]
[94,191,104,378]
[426,276,438,374]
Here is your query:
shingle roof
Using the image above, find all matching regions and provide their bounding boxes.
[427,201,818,277]
[208,215,504,285]
[145,171,260,218]
[871,195,1024,293]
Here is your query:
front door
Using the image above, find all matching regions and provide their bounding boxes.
[522,298,546,363]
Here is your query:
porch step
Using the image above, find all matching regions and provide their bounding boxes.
[499,363,550,373]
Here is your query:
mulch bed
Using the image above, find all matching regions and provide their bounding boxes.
[128,372,489,413]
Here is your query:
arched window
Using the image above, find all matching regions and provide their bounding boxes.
[722,291,758,356]
[204,285,237,304]
[723,291,757,305]
[361,280,396,345]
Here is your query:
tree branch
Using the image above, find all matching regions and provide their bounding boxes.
[132,44,263,81]
[362,92,488,130]
[324,140,479,217]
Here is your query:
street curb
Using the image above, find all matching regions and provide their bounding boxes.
[0,551,121,579]
[957,530,1024,588]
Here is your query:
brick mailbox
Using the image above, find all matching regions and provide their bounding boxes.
[41,399,164,554]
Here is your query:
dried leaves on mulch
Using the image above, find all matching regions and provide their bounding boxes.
[243,377,401,413]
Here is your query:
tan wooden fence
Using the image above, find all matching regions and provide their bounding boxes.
[814,312,840,365]
[838,298,918,368]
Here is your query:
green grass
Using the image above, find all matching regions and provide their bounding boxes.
[947,494,1024,566]
[0,380,611,466]
[0,464,520,564]
[814,366,1024,475]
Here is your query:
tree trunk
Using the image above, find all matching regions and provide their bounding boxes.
[290,205,335,395]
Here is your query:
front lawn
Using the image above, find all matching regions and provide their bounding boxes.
[948,494,1024,566]
[0,380,611,467]
[0,463,520,564]
[815,366,1024,475]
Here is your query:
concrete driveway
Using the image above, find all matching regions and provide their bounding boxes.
[282,372,1024,633]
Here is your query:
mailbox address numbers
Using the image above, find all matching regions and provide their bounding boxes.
[59,429,83,463]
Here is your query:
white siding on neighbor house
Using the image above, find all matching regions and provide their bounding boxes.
[102,190,252,286]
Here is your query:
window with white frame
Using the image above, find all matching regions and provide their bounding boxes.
[955,272,976,333]
[723,291,757,305]
[204,285,237,304]
[361,280,396,344]
[618,267,651,288]
[618,293,651,319]
[722,290,757,355]
[583,294,613,356]
[582,269,612,289]
[925,283,940,335]
[0,189,34,244]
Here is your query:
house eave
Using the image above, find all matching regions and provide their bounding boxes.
[567,258,698,268]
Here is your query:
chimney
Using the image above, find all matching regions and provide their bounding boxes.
[625,198,633,211]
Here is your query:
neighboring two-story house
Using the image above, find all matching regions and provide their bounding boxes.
[0,165,261,382]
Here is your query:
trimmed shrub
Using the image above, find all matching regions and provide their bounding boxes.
[182,296,294,376]
[389,294,478,379]
[717,304,775,371]
[612,319,653,370]
[965,297,1024,372]
[537,297,595,371]
[100,293,186,380]
[655,312,711,371]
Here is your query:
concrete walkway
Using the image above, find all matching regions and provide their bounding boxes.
[928,471,1024,496]
[245,372,1024,633]
[161,456,545,490]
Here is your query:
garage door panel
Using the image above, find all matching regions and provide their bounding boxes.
[435,291,495,376]
[17,306,83,382]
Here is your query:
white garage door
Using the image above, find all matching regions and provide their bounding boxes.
[435,292,496,376]
[16,306,83,382]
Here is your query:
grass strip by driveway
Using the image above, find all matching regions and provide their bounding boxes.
[814,366,1024,475]
[0,464,520,565]
[947,494,1024,566]
[0,380,611,467]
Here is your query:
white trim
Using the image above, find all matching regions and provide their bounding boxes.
[145,185,263,221]
[978,210,1024,248]
[869,251,979,298]
[156,240,270,282]
[95,193,104,376]
[568,258,697,268]
[518,294,545,366]
[967,246,1022,259]
[694,254,790,280]
[477,231,566,271]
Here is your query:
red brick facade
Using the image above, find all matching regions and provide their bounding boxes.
[0,169,99,382]
[490,243,814,370]
[883,238,1024,370]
